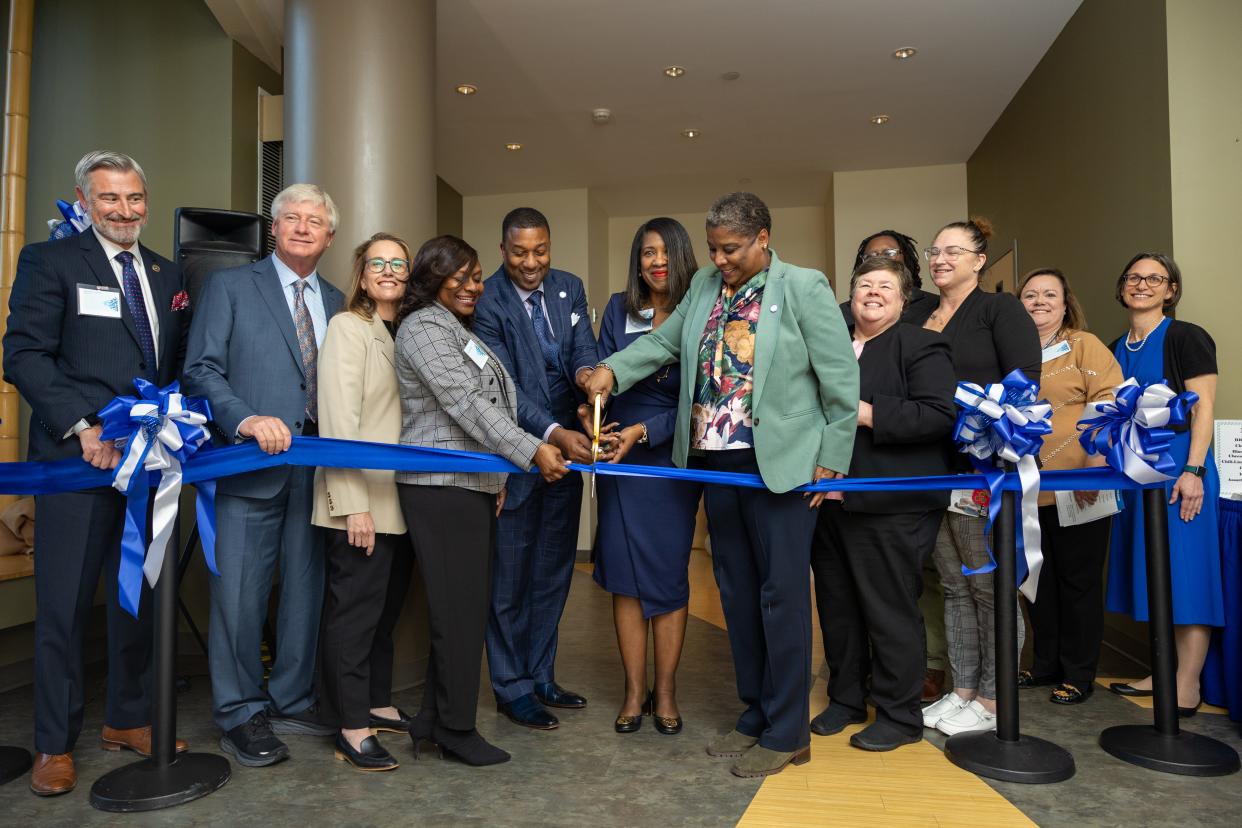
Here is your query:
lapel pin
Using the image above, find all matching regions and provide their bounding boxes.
[769,304,778,312]
[151,263,161,272]
[559,291,567,299]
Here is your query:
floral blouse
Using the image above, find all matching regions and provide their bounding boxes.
[691,269,767,449]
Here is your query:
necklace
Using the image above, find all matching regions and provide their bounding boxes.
[1126,319,1160,352]
[1042,331,1061,349]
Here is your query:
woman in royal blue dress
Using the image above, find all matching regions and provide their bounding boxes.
[587,217,703,735]
[1105,252,1223,716]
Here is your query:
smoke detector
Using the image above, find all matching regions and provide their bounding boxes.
[592,108,613,124]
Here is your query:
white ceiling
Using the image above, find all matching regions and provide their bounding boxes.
[210,0,1083,211]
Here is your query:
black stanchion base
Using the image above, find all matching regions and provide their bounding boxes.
[0,746,33,786]
[89,752,230,812]
[945,732,1076,784]
[1100,725,1240,777]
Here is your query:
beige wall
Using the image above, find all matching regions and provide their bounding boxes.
[1166,0,1242,418]
[832,164,968,302]
[967,0,1173,340]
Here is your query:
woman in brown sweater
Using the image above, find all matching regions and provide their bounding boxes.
[1017,268,1123,704]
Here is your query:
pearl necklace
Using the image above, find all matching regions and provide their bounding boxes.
[1126,323,1155,352]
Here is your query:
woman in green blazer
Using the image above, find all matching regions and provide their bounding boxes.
[585,192,858,778]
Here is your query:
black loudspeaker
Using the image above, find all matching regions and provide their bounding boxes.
[173,208,265,304]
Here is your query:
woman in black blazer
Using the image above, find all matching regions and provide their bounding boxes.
[810,256,956,751]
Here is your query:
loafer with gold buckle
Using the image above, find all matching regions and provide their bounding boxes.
[615,692,651,733]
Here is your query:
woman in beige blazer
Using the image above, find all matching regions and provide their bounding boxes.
[312,232,414,772]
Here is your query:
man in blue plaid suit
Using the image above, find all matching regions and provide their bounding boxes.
[473,207,598,729]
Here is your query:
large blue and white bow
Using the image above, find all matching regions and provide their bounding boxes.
[953,370,1052,602]
[1077,378,1198,484]
[98,379,218,617]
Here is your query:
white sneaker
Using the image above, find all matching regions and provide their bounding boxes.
[922,692,969,729]
[935,700,997,735]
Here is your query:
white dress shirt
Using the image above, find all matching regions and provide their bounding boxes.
[512,279,583,442]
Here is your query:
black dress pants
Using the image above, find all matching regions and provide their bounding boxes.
[33,489,154,754]
[398,484,495,731]
[692,449,817,753]
[320,528,414,729]
[811,504,940,736]
[1029,504,1111,686]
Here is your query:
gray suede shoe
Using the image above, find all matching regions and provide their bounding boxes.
[729,745,811,778]
[705,729,759,758]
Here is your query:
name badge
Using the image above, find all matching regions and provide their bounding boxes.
[463,338,489,369]
[624,314,653,334]
[77,283,122,318]
[1041,340,1071,363]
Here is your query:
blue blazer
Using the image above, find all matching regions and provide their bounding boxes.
[182,255,344,498]
[3,231,187,462]
[473,266,597,508]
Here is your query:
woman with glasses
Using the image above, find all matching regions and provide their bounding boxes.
[313,233,417,771]
[1104,253,1222,717]
[838,230,939,327]
[917,218,1041,737]
[1017,268,1123,705]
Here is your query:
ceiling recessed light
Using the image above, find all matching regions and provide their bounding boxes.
[663,65,686,78]
[504,142,522,151]
[893,47,917,60]
[721,71,741,81]
[455,83,478,95]
[681,128,701,139]
[870,115,890,125]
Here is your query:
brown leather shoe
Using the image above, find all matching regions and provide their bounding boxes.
[921,668,946,702]
[100,725,189,758]
[30,752,76,796]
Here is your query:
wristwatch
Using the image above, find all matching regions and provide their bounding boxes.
[1182,464,1207,478]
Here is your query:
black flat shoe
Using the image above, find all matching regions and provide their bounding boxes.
[1109,682,1154,698]
[849,721,921,752]
[334,733,398,772]
[615,693,650,734]
[1050,683,1093,705]
[369,708,413,734]
[810,704,867,736]
[432,724,510,766]
[1018,670,1058,689]
[652,713,683,735]
[1178,702,1202,718]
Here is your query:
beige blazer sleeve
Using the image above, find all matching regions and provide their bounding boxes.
[319,314,372,516]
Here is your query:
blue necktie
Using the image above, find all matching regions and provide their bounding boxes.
[116,251,157,377]
[527,291,559,368]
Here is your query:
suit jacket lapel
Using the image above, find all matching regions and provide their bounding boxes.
[137,244,175,369]
[751,254,785,409]
[80,231,144,356]
[545,272,570,347]
[495,271,546,379]
[253,259,307,377]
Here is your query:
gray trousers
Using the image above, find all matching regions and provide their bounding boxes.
[932,511,1024,699]
[209,467,325,731]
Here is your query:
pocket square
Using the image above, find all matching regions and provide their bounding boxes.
[170,290,190,311]
[571,312,581,326]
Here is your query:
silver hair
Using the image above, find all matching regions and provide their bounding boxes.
[705,191,771,237]
[75,150,147,200]
[271,183,339,233]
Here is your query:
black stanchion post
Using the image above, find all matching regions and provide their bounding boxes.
[944,482,1076,783]
[0,746,32,786]
[89,538,231,811]
[1098,487,1240,776]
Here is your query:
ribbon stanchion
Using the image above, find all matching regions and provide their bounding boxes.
[1092,381,1240,777]
[943,370,1075,785]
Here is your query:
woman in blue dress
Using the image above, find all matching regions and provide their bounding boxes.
[1105,252,1223,716]
[588,217,703,735]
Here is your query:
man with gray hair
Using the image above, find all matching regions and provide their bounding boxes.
[184,183,344,767]
[4,150,191,795]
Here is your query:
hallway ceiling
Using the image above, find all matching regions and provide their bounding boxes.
[210,0,1083,209]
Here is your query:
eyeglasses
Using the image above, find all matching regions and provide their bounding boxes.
[863,247,901,260]
[366,257,409,276]
[1122,273,1170,288]
[923,246,979,261]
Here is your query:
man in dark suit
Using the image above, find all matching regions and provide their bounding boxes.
[183,184,344,767]
[3,151,191,796]
[473,208,598,729]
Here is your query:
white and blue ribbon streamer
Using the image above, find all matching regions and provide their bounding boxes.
[1078,378,1198,484]
[98,379,216,617]
[953,370,1052,602]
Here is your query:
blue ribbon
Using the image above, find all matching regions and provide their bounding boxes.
[1078,378,1198,484]
[951,370,1053,601]
[97,380,216,617]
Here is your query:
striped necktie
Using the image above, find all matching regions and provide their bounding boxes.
[293,279,318,421]
[115,251,157,377]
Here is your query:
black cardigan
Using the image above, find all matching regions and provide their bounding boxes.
[1109,319,1217,432]
[940,288,1041,386]
[844,323,957,514]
